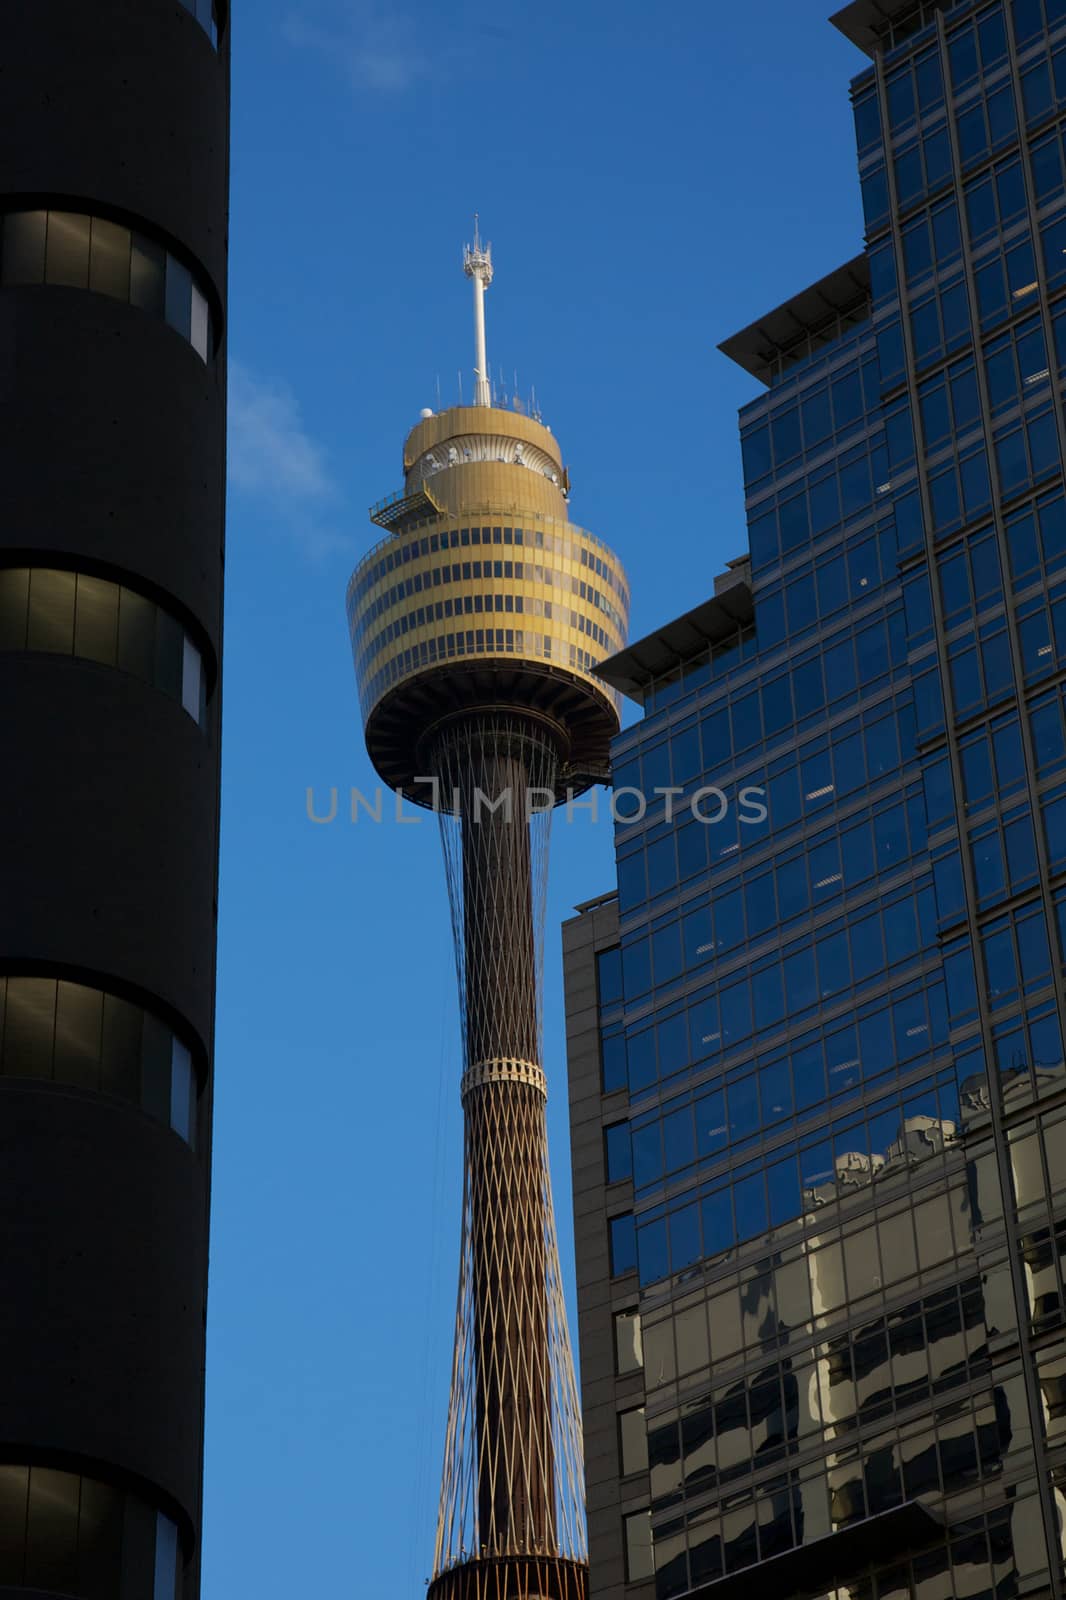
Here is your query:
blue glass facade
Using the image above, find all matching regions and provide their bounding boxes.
[565,5,1066,1600]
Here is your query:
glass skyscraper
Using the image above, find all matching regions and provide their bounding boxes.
[563,5,1066,1600]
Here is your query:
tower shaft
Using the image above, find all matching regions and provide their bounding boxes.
[459,735,540,1070]
[467,1079,553,1550]
[433,716,557,1555]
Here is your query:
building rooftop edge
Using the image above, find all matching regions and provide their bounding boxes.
[830,0,944,56]
[572,890,619,916]
[594,566,753,705]
[718,252,871,384]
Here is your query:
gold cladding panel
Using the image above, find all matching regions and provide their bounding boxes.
[352,583,627,683]
[348,518,628,625]
[403,406,564,473]
[353,582,627,672]
[354,626,624,727]
[348,518,630,727]
[415,460,567,521]
[349,540,628,637]
[352,583,627,721]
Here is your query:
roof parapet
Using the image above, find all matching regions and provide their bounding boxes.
[830,0,945,58]
[595,564,753,706]
[719,254,871,386]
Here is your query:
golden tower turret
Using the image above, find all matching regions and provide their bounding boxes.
[346,225,630,1600]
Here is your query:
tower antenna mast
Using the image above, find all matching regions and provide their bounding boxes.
[463,214,494,408]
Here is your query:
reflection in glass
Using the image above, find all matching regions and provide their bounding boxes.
[0,1463,178,1593]
[0,210,214,362]
[131,233,166,318]
[610,1212,637,1276]
[0,567,208,726]
[27,569,76,653]
[636,1058,976,1286]
[625,1510,653,1582]
[0,211,46,284]
[89,216,132,300]
[620,1406,649,1476]
[180,0,223,46]
[44,211,91,289]
[614,1308,643,1374]
[0,976,198,1147]
[74,574,120,664]
[165,256,193,342]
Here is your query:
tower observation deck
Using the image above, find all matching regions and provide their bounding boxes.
[346,230,630,1600]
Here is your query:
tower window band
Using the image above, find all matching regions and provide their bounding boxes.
[0,210,216,362]
[349,523,629,611]
[0,567,209,727]
[0,976,200,1148]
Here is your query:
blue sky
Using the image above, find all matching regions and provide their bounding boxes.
[207,1,868,1591]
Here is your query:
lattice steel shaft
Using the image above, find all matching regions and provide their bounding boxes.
[458,740,541,1071]
[467,1080,553,1550]
[430,715,586,1591]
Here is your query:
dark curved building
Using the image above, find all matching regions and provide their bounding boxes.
[0,3,229,1595]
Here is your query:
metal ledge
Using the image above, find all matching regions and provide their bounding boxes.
[719,255,871,385]
[368,483,443,532]
[831,0,942,55]
[678,1501,943,1600]
[594,579,753,706]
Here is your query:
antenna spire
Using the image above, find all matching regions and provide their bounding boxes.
[463,216,494,408]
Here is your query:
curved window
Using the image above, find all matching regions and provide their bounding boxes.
[0,976,198,1148]
[0,210,215,361]
[0,568,207,726]
[180,0,224,47]
[0,1463,182,1597]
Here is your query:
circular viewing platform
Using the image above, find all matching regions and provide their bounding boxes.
[347,407,630,805]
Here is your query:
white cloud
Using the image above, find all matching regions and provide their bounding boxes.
[229,362,335,502]
[283,4,431,95]
[228,362,353,562]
